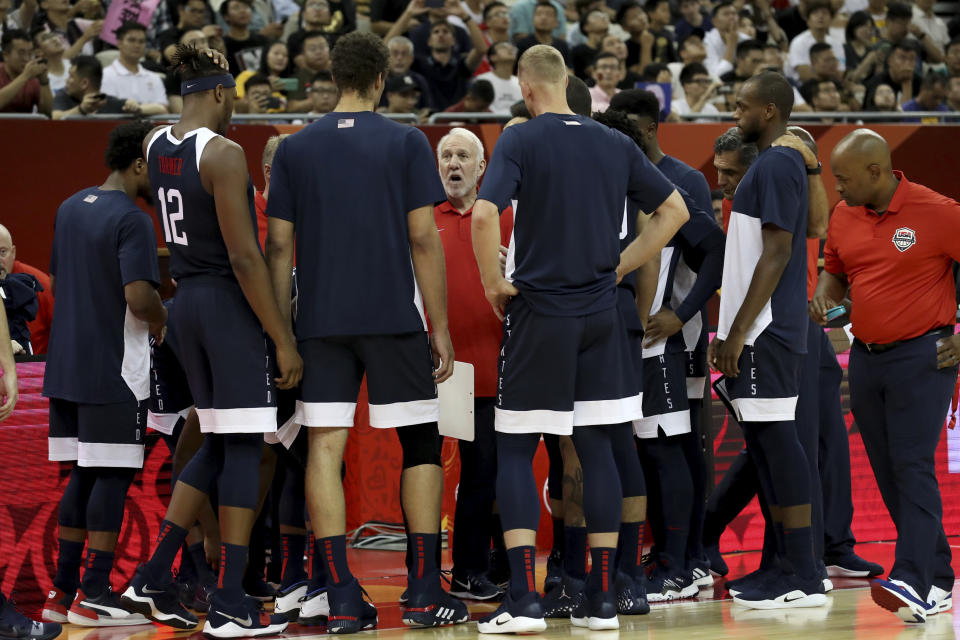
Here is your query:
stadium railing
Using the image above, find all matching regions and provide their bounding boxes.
[15,110,960,123]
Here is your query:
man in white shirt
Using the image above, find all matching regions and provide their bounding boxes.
[786,0,846,82]
[671,61,720,121]
[703,1,748,78]
[911,0,949,50]
[100,21,168,114]
[475,41,521,114]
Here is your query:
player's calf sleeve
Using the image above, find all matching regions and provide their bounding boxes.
[544,434,564,502]
[59,465,95,529]
[570,425,622,533]
[495,432,542,533]
[396,422,442,469]
[86,468,135,532]
[218,434,263,510]
[179,434,225,496]
[610,423,645,498]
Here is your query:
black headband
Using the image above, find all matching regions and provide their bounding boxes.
[181,74,236,96]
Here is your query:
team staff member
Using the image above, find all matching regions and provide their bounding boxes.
[812,128,960,624]
[434,127,512,602]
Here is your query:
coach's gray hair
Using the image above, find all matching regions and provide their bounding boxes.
[386,35,414,54]
[436,127,484,162]
[713,127,758,169]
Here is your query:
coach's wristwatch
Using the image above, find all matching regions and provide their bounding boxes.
[806,162,822,175]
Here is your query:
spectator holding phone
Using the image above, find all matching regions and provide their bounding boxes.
[52,55,137,119]
[236,41,294,100]
[243,72,288,112]
[0,28,52,114]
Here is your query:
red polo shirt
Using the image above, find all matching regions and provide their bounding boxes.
[824,171,960,344]
[12,260,53,354]
[435,200,513,397]
[0,64,41,113]
[255,190,268,252]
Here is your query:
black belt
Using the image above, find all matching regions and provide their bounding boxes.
[854,326,954,354]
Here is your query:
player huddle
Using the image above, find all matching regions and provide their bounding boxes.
[35,29,960,640]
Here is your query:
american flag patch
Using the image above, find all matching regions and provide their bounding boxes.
[338,119,355,128]
[83,194,98,203]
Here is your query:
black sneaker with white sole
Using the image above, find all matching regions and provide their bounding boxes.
[402,585,468,627]
[326,580,377,634]
[449,573,503,601]
[204,594,288,638]
[824,552,884,578]
[690,558,714,587]
[542,574,584,618]
[570,589,618,631]
[476,591,546,634]
[69,587,151,627]
[121,565,199,629]
[615,571,649,616]
[0,592,62,640]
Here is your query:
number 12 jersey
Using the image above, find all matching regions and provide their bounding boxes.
[146,126,258,281]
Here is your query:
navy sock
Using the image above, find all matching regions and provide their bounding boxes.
[784,525,817,579]
[178,541,197,581]
[217,543,248,601]
[319,535,353,587]
[308,534,327,590]
[281,534,307,588]
[146,520,188,583]
[507,546,536,595]
[551,518,565,555]
[188,542,215,581]
[407,533,439,583]
[54,538,84,593]
[564,527,587,580]
[617,521,642,578]
[80,550,114,596]
[586,547,614,596]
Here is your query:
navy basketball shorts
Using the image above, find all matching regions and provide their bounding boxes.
[171,276,277,434]
[147,340,194,436]
[297,332,439,429]
[685,323,708,400]
[714,332,802,423]
[495,296,642,435]
[48,397,147,468]
[634,350,692,439]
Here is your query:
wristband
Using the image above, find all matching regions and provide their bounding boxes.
[807,161,822,175]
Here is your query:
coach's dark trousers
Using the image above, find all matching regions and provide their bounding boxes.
[816,331,857,557]
[849,331,957,594]
[452,397,498,575]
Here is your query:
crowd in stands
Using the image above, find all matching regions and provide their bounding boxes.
[1,0,959,120]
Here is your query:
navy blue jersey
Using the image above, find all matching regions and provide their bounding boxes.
[656,155,713,220]
[146,126,258,281]
[43,188,160,404]
[266,112,446,338]
[481,114,675,317]
[1,273,40,353]
[718,146,808,353]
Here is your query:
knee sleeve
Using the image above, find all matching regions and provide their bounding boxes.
[59,465,96,529]
[610,424,645,498]
[178,434,224,495]
[570,426,622,533]
[495,432,541,532]
[218,434,264,510]
[86,468,136,532]
[543,434,564,501]
[396,422,442,469]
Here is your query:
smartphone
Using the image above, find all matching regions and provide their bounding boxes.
[825,305,847,321]
[265,96,284,110]
[425,0,445,8]
[35,57,47,64]
[276,77,299,92]
[92,93,107,100]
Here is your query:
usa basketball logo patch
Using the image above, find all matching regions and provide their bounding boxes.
[892,227,916,252]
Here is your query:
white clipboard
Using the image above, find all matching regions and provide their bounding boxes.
[438,361,475,441]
